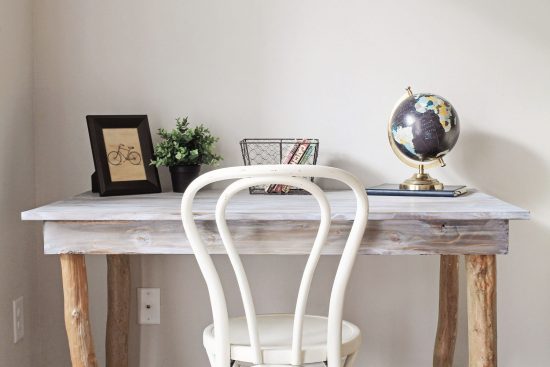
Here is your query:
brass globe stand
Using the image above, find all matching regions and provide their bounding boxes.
[400,164,444,190]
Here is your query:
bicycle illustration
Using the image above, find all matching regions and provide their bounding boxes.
[107,144,142,166]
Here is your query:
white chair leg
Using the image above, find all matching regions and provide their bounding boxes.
[342,352,358,367]
[206,351,215,367]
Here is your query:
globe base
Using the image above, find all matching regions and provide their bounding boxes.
[400,172,444,191]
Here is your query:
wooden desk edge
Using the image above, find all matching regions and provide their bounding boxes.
[42,219,510,256]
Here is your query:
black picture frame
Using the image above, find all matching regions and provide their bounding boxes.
[87,115,161,196]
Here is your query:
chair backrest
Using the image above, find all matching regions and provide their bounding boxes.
[181,165,369,367]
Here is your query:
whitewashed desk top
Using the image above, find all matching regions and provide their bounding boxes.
[22,190,529,222]
[21,190,529,255]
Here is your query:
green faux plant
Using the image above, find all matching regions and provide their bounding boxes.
[151,117,222,167]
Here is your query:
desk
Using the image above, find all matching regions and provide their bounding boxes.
[22,190,529,367]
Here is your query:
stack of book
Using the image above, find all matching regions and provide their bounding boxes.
[265,139,316,194]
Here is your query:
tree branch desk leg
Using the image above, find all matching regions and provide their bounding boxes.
[433,255,459,367]
[106,254,131,367]
[466,255,497,367]
[60,254,98,367]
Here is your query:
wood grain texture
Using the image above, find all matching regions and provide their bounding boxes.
[466,255,497,367]
[60,254,98,367]
[21,190,530,222]
[433,255,459,367]
[44,219,509,255]
[106,255,130,367]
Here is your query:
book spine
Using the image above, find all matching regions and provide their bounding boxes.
[265,140,301,193]
[298,144,314,164]
[276,141,311,193]
[283,140,302,164]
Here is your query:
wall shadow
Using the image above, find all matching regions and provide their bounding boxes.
[321,156,383,189]
[452,129,549,210]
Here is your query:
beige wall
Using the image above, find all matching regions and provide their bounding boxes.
[32,0,549,366]
[0,0,35,366]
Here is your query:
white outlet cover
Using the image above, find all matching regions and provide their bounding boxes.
[138,288,160,325]
[13,297,24,343]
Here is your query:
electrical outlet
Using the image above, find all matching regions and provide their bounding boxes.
[138,288,160,325]
[13,297,24,343]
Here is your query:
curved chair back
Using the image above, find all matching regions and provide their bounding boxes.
[181,165,369,367]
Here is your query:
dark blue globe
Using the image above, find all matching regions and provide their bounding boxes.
[390,93,460,163]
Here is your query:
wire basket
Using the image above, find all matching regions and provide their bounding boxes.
[239,138,320,194]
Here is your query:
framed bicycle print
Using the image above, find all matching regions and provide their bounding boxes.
[87,115,161,196]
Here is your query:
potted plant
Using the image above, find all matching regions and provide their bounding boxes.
[151,117,222,192]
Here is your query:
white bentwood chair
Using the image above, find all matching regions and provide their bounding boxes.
[181,165,369,367]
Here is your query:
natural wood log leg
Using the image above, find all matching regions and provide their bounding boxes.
[466,255,497,367]
[433,255,459,367]
[60,254,98,367]
[106,255,131,367]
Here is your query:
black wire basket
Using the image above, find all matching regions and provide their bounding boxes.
[239,138,319,194]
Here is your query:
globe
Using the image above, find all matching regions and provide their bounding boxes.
[389,91,460,164]
[388,88,460,190]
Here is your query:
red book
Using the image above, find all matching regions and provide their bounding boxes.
[265,140,302,193]
[280,144,315,193]
[272,140,310,193]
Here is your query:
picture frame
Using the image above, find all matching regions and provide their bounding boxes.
[87,115,161,196]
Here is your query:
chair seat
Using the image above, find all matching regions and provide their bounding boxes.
[203,314,361,365]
